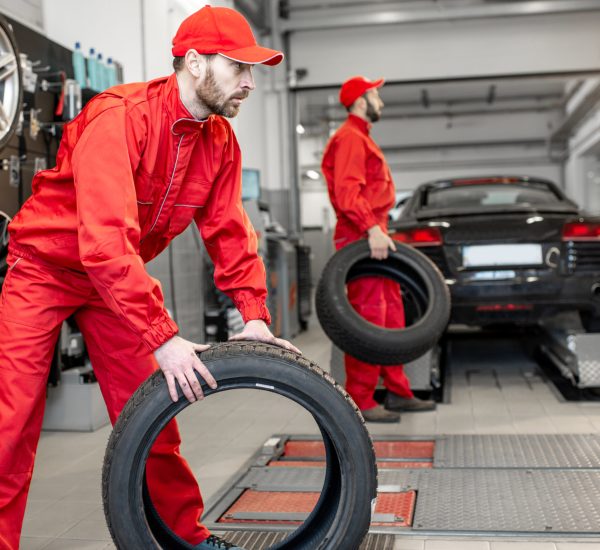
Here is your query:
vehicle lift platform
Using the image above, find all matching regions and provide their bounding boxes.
[206,433,600,549]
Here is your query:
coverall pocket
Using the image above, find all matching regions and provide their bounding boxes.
[136,198,155,231]
[168,181,212,237]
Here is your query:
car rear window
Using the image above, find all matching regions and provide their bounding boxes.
[422,183,561,209]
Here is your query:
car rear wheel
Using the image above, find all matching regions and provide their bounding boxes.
[316,240,451,365]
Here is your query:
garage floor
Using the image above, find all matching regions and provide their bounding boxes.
[20,321,600,550]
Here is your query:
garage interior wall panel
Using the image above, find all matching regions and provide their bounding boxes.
[0,0,43,29]
[290,13,600,88]
[42,0,144,83]
[371,112,562,150]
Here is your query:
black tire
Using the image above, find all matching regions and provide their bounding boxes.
[316,240,450,365]
[103,342,377,550]
[0,15,23,151]
[0,211,9,287]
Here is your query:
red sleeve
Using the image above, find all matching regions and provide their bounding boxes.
[195,128,271,325]
[72,104,178,351]
[332,132,378,233]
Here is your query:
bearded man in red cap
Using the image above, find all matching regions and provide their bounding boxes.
[0,6,297,550]
[322,76,436,423]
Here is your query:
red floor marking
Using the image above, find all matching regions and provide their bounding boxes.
[218,490,416,528]
[282,439,434,459]
[268,459,432,469]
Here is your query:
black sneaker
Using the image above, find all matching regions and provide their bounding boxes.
[196,535,243,549]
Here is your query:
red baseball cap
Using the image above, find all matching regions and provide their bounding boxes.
[172,5,284,66]
[339,76,385,108]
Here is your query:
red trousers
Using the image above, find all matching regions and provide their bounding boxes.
[0,254,209,549]
[345,276,414,410]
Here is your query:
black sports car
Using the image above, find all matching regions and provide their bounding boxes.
[389,176,600,330]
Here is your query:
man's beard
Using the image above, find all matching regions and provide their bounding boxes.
[365,97,381,123]
[195,68,248,118]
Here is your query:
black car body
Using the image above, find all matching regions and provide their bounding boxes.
[389,176,600,329]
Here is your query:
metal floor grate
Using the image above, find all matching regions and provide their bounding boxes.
[434,434,600,468]
[214,531,396,550]
[411,468,600,533]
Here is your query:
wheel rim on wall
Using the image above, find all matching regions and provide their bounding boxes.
[0,22,20,142]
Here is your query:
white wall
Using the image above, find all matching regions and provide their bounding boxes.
[290,12,600,87]
[42,0,144,83]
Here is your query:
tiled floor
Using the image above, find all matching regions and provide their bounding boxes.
[20,324,600,549]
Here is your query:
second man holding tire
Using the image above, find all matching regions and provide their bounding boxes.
[321,76,436,423]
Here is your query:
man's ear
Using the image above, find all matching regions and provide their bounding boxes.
[184,49,204,78]
[354,95,367,111]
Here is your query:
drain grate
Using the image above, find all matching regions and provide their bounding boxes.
[214,531,396,550]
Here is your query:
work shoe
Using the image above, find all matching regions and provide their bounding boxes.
[385,392,436,412]
[361,404,400,423]
[196,535,242,549]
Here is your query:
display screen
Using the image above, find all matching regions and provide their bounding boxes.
[242,168,261,201]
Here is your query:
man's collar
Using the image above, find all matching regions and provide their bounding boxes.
[347,113,371,134]
[165,73,210,134]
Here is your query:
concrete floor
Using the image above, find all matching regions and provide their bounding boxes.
[20,322,600,550]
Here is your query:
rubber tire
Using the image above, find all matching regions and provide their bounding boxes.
[0,211,9,286]
[102,342,377,550]
[316,240,451,365]
[0,15,23,151]
[0,211,10,288]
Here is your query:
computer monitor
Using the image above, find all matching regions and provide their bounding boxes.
[242,168,261,201]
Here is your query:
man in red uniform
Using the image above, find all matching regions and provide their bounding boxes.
[322,76,436,423]
[0,6,298,550]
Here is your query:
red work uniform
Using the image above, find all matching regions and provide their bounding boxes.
[0,73,270,549]
[321,113,414,411]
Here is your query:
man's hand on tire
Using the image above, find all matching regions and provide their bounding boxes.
[229,319,301,354]
[367,225,396,260]
[154,335,217,402]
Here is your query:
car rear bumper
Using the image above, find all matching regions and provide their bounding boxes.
[446,273,600,326]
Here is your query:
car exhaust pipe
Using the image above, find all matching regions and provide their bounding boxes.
[592,283,600,298]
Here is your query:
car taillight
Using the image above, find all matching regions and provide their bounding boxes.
[391,227,443,246]
[562,222,600,241]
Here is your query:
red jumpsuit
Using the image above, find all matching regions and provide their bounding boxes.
[322,114,414,411]
[0,73,270,549]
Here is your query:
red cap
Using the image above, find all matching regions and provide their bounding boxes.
[339,76,384,108]
[172,5,284,66]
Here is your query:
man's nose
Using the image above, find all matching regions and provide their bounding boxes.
[241,67,255,91]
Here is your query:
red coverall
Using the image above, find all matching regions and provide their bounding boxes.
[0,73,270,549]
[322,114,414,411]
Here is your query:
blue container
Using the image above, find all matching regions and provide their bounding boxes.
[87,47,97,90]
[72,42,87,89]
[106,58,117,88]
